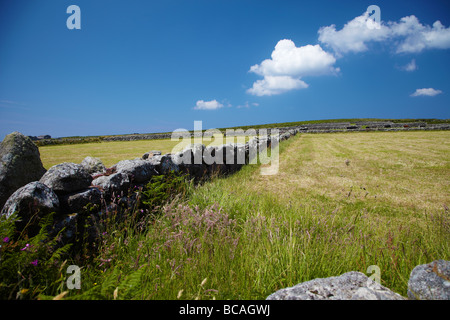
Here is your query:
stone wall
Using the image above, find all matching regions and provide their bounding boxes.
[0,129,291,241]
[34,121,449,145]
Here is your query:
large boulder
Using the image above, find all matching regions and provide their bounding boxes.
[266,271,405,300]
[0,132,47,208]
[115,159,158,183]
[1,181,60,230]
[39,162,92,194]
[408,260,450,300]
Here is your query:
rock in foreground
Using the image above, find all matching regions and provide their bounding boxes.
[0,181,60,227]
[0,132,47,208]
[408,260,450,300]
[39,162,92,193]
[266,271,405,300]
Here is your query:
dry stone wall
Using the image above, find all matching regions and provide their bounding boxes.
[0,129,290,238]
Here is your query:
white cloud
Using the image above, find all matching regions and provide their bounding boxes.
[318,11,450,55]
[410,88,443,97]
[247,75,308,96]
[247,11,450,97]
[193,99,224,110]
[401,59,417,72]
[250,40,338,77]
[318,11,390,55]
[391,17,450,53]
[236,102,259,108]
[247,39,337,96]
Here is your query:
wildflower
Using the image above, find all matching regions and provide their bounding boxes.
[3,237,9,243]
[102,231,108,236]
[21,244,30,251]
[30,259,38,266]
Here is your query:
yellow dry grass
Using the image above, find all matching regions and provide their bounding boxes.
[39,134,253,169]
[250,131,449,214]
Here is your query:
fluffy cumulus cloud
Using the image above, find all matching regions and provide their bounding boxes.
[247,40,338,96]
[249,40,338,77]
[247,75,309,96]
[391,17,450,53]
[193,99,224,110]
[318,11,390,55]
[318,11,450,55]
[410,88,443,97]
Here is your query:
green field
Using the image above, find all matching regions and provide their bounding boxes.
[65,130,449,299]
[5,130,449,299]
[39,134,253,169]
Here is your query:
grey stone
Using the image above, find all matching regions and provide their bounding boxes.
[181,143,205,165]
[145,154,179,175]
[60,187,102,213]
[0,131,47,208]
[146,155,162,165]
[81,156,106,175]
[115,159,158,183]
[92,172,130,196]
[1,181,60,222]
[39,162,92,193]
[408,260,450,300]
[266,271,405,300]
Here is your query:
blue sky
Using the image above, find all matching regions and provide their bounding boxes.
[1,0,449,139]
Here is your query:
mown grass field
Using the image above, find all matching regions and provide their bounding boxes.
[50,130,448,300]
[39,134,253,169]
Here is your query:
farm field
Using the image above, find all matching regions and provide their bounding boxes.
[61,130,449,299]
[39,134,253,169]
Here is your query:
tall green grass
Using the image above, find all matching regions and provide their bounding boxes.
[2,131,448,300]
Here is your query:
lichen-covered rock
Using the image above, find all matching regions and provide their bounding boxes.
[0,132,47,208]
[115,159,158,183]
[92,172,130,196]
[266,272,405,300]
[1,181,60,227]
[81,156,106,175]
[408,260,450,300]
[39,162,92,193]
